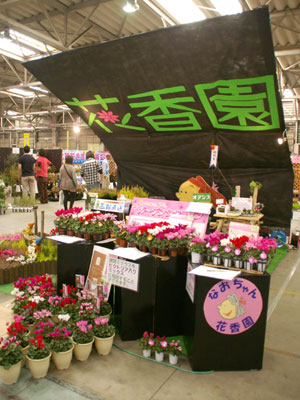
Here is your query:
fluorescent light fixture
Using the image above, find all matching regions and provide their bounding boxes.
[123,0,139,13]
[73,125,80,134]
[9,29,56,52]
[210,0,242,16]
[29,86,49,94]
[6,110,20,116]
[8,88,35,97]
[155,0,205,24]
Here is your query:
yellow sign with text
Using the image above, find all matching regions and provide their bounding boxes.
[23,133,30,147]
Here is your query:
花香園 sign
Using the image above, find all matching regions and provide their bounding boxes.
[203,278,263,335]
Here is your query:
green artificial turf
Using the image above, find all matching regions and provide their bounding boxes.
[266,245,288,274]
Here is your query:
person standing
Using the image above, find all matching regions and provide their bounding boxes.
[80,151,102,191]
[35,149,52,204]
[101,155,110,190]
[18,145,36,199]
[59,155,77,210]
[107,154,117,188]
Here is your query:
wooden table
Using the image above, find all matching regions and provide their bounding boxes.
[214,213,264,232]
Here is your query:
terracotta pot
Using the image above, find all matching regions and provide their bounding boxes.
[52,345,74,370]
[58,228,66,235]
[177,248,185,256]
[67,230,74,236]
[26,353,51,379]
[158,248,167,256]
[72,339,94,361]
[103,232,110,239]
[151,247,158,255]
[119,239,127,248]
[92,234,100,242]
[140,245,148,252]
[0,361,22,385]
[76,232,83,238]
[128,242,137,248]
[168,248,178,257]
[83,233,91,240]
[94,334,115,356]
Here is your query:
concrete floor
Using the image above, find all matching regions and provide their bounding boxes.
[0,201,299,399]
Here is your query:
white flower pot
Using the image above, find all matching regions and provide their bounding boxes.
[143,349,151,358]
[52,346,74,370]
[234,259,243,269]
[191,252,201,264]
[212,255,221,265]
[155,351,164,362]
[244,261,253,270]
[26,353,51,379]
[168,354,178,365]
[257,261,267,272]
[223,257,232,267]
[72,339,94,362]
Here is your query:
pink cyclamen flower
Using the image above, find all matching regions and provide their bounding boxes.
[211,245,218,252]
[248,256,257,264]
[224,246,232,253]
[260,252,267,260]
[234,248,241,256]
[148,339,155,346]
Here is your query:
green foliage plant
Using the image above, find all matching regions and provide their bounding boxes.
[118,185,149,199]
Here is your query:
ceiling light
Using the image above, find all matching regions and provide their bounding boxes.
[123,0,139,13]
[29,86,49,94]
[73,125,80,134]
[5,110,20,116]
[154,0,205,24]
[283,88,294,98]
[8,88,35,97]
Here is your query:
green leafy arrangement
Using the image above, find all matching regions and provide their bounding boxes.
[249,181,262,194]
[118,185,149,199]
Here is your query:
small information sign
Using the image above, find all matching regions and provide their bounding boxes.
[107,255,139,292]
[193,193,211,202]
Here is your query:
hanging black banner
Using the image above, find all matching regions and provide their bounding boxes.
[24,7,293,228]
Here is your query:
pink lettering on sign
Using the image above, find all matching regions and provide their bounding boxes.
[203,278,263,335]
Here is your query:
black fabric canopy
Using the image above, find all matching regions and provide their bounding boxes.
[24,7,293,227]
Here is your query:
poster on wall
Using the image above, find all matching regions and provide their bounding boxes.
[128,197,212,237]
[25,7,293,228]
[203,278,263,335]
[62,150,109,165]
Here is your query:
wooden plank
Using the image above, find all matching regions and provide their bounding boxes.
[204,263,264,275]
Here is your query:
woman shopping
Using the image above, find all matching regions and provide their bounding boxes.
[59,155,77,210]
[35,148,52,204]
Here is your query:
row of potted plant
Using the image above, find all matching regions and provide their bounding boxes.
[0,275,115,384]
[189,232,277,272]
[139,331,182,365]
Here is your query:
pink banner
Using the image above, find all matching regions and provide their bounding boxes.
[128,197,211,237]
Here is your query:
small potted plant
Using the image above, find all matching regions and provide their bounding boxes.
[71,320,94,362]
[0,336,23,385]
[153,336,168,362]
[99,301,112,319]
[93,316,115,355]
[139,331,155,358]
[188,237,206,264]
[26,335,51,379]
[49,326,73,370]
[6,314,29,367]
[167,339,182,365]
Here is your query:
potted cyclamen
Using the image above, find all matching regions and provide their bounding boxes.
[167,339,182,365]
[210,244,222,265]
[6,314,29,367]
[139,331,155,358]
[99,301,112,320]
[219,240,234,268]
[0,336,23,385]
[153,336,168,362]
[49,326,73,370]
[188,237,206,264]
[72,320,94,361]
[93,316,115,356]
[26,335,51,379]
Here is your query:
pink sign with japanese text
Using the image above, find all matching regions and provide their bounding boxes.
[128,197,212,236]
[203,278,263,335]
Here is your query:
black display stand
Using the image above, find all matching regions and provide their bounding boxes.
[56,240,115,292]
[184,272,270,371]
[56,242,188,340]
[118,255,188,340]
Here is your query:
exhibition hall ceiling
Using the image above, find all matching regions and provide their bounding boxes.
[0,0,298,130]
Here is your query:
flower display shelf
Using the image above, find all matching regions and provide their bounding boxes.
[203,262,265,276]
[0,260,57,285]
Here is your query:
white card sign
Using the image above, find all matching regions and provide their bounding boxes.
[186,262,195,303]
[107,255,139,292]
[93,199,125,213]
